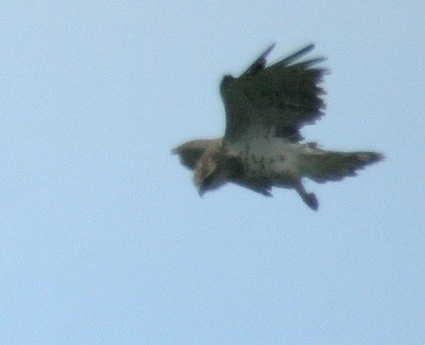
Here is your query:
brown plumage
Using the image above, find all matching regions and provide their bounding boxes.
[172,44,383,210]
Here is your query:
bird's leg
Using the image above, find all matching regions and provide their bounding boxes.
[295,182,318,210]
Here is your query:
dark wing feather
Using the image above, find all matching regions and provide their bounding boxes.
[172,139,221,170]
[240,43,275,76]
[221,44,327,142]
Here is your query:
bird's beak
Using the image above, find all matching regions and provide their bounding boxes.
[198,187,205,197]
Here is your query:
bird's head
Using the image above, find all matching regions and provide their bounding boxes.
[193,151,229,196]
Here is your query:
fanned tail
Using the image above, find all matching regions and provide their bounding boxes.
[299,150,384,183]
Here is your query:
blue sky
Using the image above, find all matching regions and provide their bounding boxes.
[1,1,424,344]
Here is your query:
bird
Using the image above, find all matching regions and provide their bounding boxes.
[172,43,383,210]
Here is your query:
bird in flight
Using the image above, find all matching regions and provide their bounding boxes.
[172,43,383,210]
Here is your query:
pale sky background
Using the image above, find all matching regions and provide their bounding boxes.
[1,1,424,344]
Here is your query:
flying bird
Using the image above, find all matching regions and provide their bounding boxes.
[172,43,383,210]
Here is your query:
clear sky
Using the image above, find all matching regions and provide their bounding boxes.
[1,1,424,344]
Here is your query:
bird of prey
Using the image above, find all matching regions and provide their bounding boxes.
[172,43,383,210]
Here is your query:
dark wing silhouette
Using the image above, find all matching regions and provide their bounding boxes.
[220,44,327,142]
[172,139,221,170]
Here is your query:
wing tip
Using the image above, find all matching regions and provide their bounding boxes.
[264,42,276,56]
[242,43,277,76]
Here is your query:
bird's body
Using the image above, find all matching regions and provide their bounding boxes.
[173,44,383,210]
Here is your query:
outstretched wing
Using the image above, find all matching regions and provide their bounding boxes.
[220,44,327,142]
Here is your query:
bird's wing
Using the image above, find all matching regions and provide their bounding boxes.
[172,139,221,170]
[221,44,327,142]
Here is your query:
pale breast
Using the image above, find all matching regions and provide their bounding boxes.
[226,130,304,184]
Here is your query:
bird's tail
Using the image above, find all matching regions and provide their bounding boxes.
[299,149,384,183]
